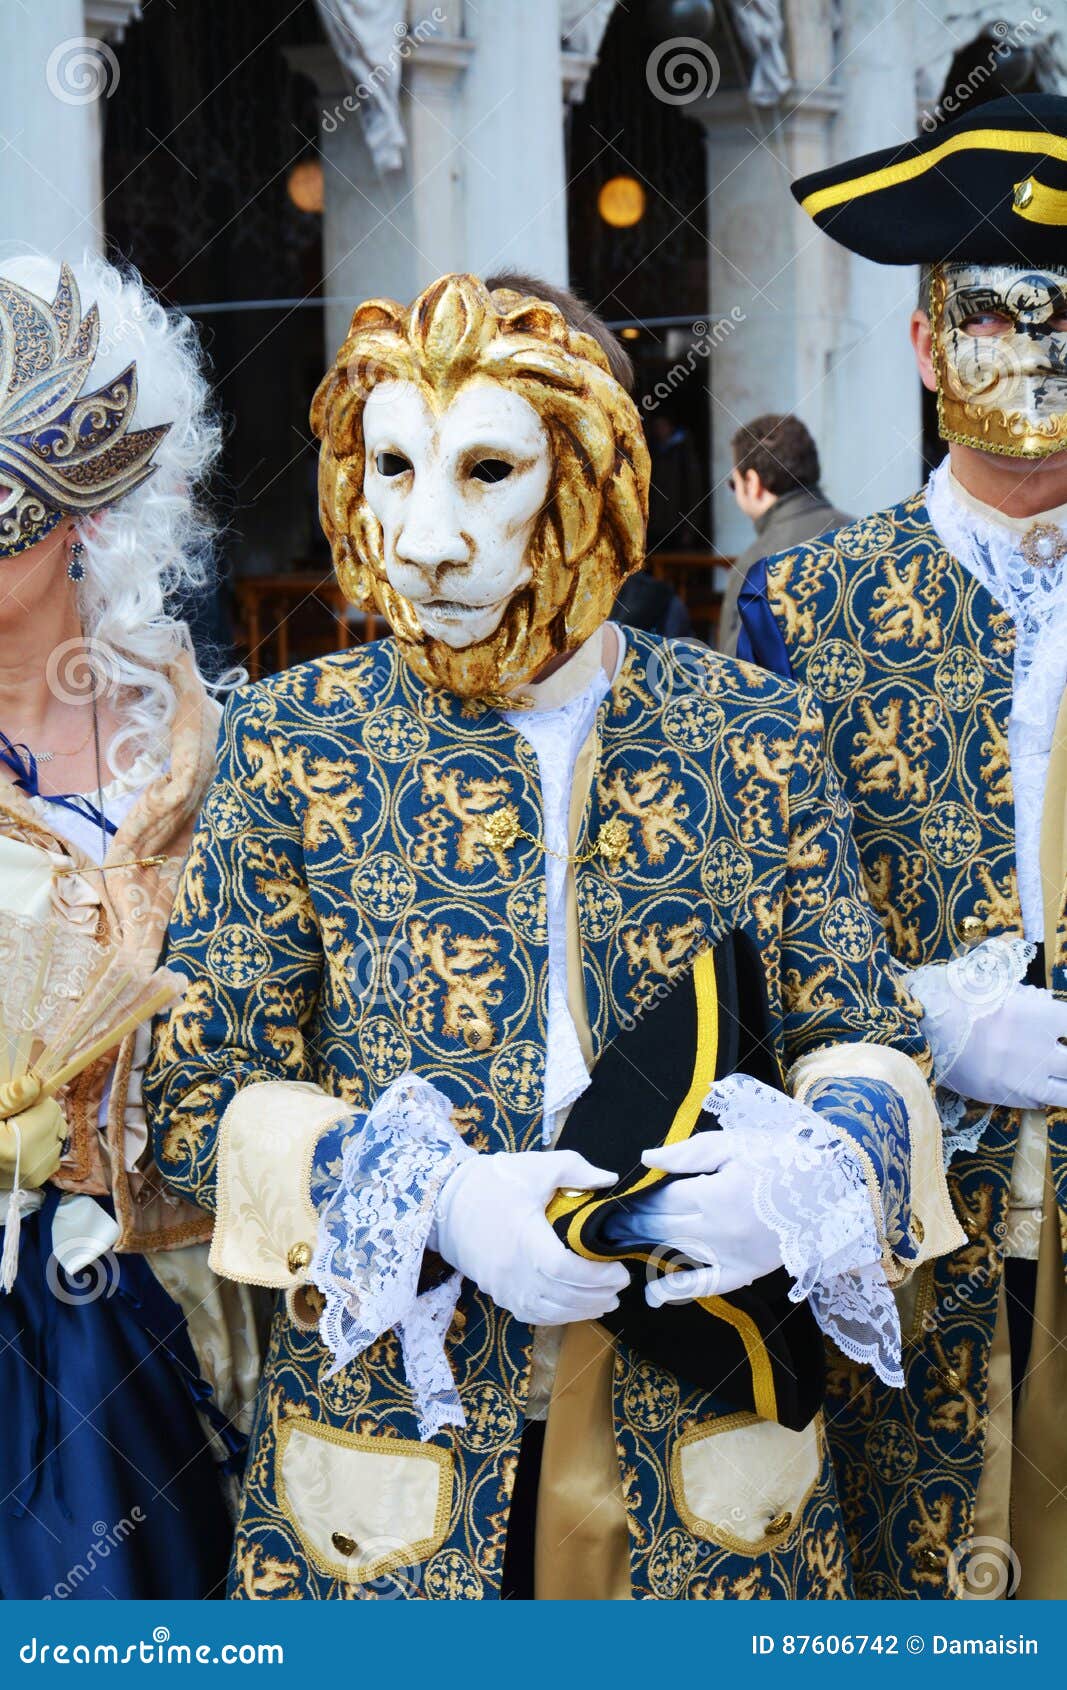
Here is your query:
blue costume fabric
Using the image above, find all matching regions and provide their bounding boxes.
[0,1190,236,1599]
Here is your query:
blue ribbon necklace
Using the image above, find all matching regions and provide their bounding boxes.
[0,692,116,850]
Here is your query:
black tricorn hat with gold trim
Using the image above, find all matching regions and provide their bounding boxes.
[792,93,1067,266]
[547,932,824,1433]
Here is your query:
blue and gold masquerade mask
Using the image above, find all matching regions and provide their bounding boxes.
[0,263,169,559]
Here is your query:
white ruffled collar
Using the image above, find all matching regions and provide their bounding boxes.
[926,459,1067,729]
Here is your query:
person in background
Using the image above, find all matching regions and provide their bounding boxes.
[718,413,850,655]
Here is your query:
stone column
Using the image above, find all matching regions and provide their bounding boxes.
[827,0,921,517]
[459,0,569,283]
[0,1,138,260]
[689,82,843,555]
[288,12,474,360]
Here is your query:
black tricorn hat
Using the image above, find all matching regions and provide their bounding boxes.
[548,931,824,1433]
[792,93,1067,267]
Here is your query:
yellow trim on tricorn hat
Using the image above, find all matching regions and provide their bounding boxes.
[792,94,1067,266]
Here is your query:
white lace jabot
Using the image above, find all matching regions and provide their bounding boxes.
[502,624,621,1145]
[926,459,1067,940]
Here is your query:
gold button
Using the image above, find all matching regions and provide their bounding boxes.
[331,1531,358,1558]
[287,1241,312,1275]
[766,1511,793,1536]
[1014,178,1035,209]
[558,1187,591,1201]
[957,915,988,946]
[963,1214,981,1239]
[942,1367,962,1391]
[912,1216,925,1245]
[919,1547,942,1570]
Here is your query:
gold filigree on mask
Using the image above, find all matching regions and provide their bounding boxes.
[931,262,1067,459]
[311,273,650,697]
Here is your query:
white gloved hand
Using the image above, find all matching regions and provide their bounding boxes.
[932,982,1067,1110]
[637,1137,783,1307]
[432,1149,629,1325]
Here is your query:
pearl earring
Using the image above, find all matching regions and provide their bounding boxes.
[67,541,86,583]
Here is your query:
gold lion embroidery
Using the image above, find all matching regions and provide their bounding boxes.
[414,763,516,878]
[767,552,821,647]
[610,649,657,716]
[805,1532,849,1600]
[695,1568,773,1600]
[864,852,925,965]
[948,1184,997,1277]
[406,917,505,1051]
[258,741,365,854]
[906,1493,955,1585]
[232,1536,302,1600]
[978,704,1012,807]
[727,732,792,842]
[598,761,697,864]
[783,961,844,1015]
[851,696,938,803]
[973,862,1019,929]
[244,839,317,932]
[621,918,706,1011]
[923,1334,980,1439]
[870,555,944,649]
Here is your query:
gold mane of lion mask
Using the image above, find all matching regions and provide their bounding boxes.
[310,272,650,698]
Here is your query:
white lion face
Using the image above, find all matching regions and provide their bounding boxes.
[361,378,551,649]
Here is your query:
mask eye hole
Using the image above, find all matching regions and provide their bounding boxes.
[959,311,1014,337]
[375,450,412,477]
[469,458,514,484]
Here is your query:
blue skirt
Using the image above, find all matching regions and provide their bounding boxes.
[0,1190,237,1599]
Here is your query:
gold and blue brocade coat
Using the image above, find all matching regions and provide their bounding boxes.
[146,624,926,1600]
[739,492,1057,1598]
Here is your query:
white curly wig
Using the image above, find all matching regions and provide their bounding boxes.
[0,249,228,775]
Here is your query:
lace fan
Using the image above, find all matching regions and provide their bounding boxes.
[0,911,183,1122]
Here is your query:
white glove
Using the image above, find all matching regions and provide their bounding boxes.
[637,1137,783,1307]
[930,982,1067,1110]
[432,1149,629,1325]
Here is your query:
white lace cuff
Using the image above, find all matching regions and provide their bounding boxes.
[703,1074,903,1388]
[309,1073,474,1439]
[906,937,1034,1168]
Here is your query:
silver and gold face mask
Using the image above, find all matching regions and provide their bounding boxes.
[931,261,1067,458]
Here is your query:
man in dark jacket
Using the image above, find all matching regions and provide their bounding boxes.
[717,413,849,654]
